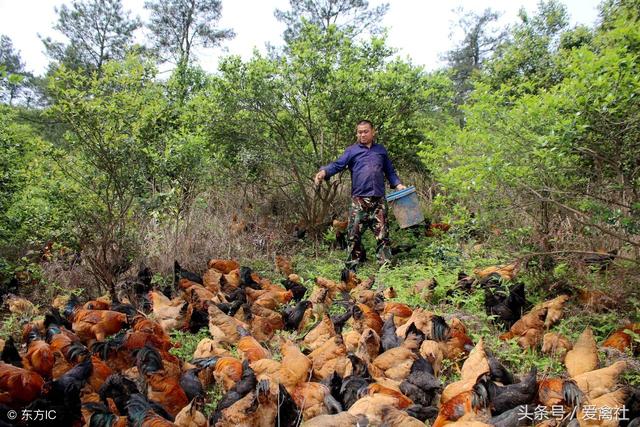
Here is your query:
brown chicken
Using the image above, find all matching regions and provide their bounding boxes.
[372,335,419,381]
[572,360,627,399]
[534,294,570,329]
[292,381,339,420]
[72,308,129,342]
[499,307,547,349]
[537,377,583,409]
[277,340,312,394]
[5,294,36,317]
[302,412,366,427]
[174,399,207,427]
[0,362,45,407]
[352,303,384,336]
[145,370,190,417]
[208,258,240,274]
[203,268,223,294]
[355,327,381,363]
[303,313,336,351]
[275,255,294,276]
[602,322,640,354]
[441,339,490,403]
[149,290,188,332]
[208,304,248,343]
[433,382,491,427]
[366,383,413,408]
[577,289,617,312]
[542,332,573,357]
[380,405,425,427]
[382,302,413,326]
[22,332,55,378]
[576,387,628,427]
[474,262,519,281]
[237,333,270,363]
[347,393,405,425]
[565,327,599,377]
[308,335,348,380]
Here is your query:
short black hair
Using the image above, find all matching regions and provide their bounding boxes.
[356,120,374,129]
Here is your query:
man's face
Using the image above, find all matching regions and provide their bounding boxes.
[356,123,375,146]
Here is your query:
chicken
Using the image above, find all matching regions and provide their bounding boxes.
[572,360,627,399]
[209,361,257,425]
[149,291,188,332]
[474,262,519,281]
[237,330,270,364]
[356,327,381,363]
[577,289,617,312]
[433,382,491,427]
[126,393,176,427]
[0,361,45,407]
[381,405,426,427]
[83,402,128,427]
[347,393,403,424]
[293,381,342,420]
[537,378,583,410]
[400,357,441,407]
[486,367,538,415]
[420,340,444,376]
[499,307,547,349]
[372,335,419,381]
[192,356,243,391]
[302,412,367,427]
[145,369,189,417]
[278,340,313,394]
[275,255,294,276]
[208,258,240,274]
[576,387,628,427]
[352,303,383,336]
[410,278,438,300]
[303,313,336,352]
[383,302,413,325]
[192,338,231,359]
[534,294,569,329]
[542,332,573,357]
[280,274,306,299]
[484,281,527,329]
[208,303,248,344]
[333,218,349,249]
[5,294,37,317]
[308,335,348,380]
[175,399,207,427]
[365,383,413,408]
[70,307,129,342]
[248,304,284,341]
[283,300,313,331]
[442,339,490,404]
[602,323,640,354]
[565,327,599,378]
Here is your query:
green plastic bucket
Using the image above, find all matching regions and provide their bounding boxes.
[386,186,424,228]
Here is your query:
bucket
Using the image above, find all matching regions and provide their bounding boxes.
[386,186,424,229]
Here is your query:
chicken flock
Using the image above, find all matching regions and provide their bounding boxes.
[0,257,638,427]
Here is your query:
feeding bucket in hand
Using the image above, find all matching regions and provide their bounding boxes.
[386,186,424,229]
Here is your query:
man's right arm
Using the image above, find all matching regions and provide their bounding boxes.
[315,148,352,184]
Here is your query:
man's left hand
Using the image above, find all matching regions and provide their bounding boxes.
[395,184,407,190]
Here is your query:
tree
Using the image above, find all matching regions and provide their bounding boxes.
[0,35,32,105]
[482,0,570,96]
[41,0,140,74]
[275,0,389,41]
[445,8,505,108]
[145,0,234,65]
[210,24,428,229]
[47,55,163,298]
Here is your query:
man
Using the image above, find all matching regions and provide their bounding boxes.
[314,120,406,270]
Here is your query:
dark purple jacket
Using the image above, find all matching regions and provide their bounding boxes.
[321,142,401,197]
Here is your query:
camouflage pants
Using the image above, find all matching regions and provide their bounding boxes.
[346,196,392,269]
